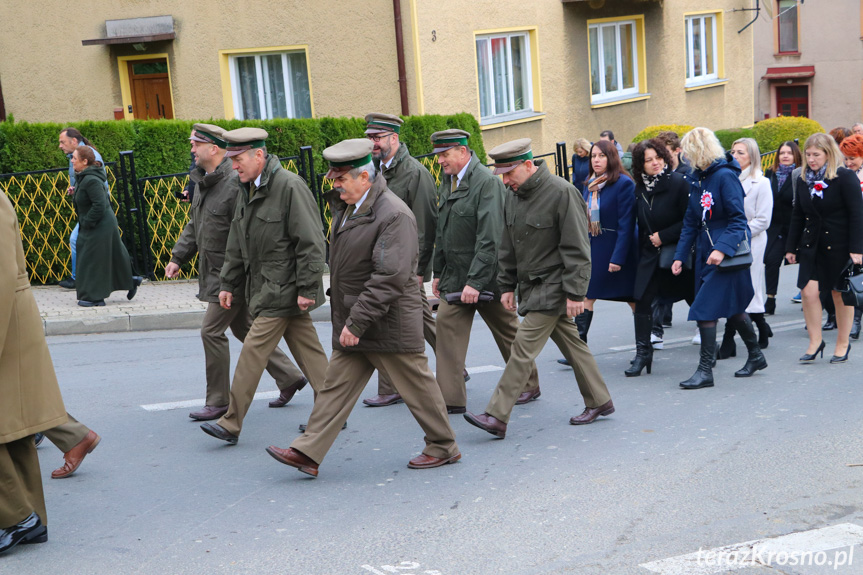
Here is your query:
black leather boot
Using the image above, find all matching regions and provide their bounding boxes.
[680,324,716,389]
[823,313,837,330]
[559,310,594,366]
[764,296,776,315]
[732,315,768,377]
[851,307,862,340]
[750,312,773,349]
[716,321,737,359]
[625,313,654,377]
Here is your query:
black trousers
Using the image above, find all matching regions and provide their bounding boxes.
[635,273,693,316]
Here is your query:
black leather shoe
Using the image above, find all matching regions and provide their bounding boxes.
[127,276,143,301]
[557,358,571,366]
[58,277,75,289]
[830,344,851,364]
[446,405,467,414]
[0,512,47,555]
[34,433,44,447]
[77,299,105,307]
[823,314,837,331]
[200,423,238,444]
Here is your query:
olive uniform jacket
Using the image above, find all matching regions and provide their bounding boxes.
[433,152,505,297]
[327,176,424,354]
[0,192,66,444]
[171,156,243,303]
[497,160,592,316]
[379,143,438,281]
[220,154,326,319]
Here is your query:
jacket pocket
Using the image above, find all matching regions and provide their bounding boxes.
[259,260,294,310]
[342,293,388,341]
[452,201,476,218]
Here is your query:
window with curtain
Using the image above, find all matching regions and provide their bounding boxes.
[777,0,798,53]
[475,32,533,121]
[230,51,312,120]
[588,20,639,102]
[685,14,719,86]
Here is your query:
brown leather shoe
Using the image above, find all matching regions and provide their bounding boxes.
[515,387,541,405]
[362,393,403,407]
[265,446,319,477]
[269,377,309,408]
[200,423,238,444]
[569,399,615,425]
[446,405,466,414]
[463,412,507,438]
[407,452,462,469]
[51,430,100,479]
[188,405,228,421]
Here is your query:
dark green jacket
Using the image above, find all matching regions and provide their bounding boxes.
[73,165,133,302]
[498,160,592,316]
[220,155,326,318]
[379,143,437,280]
[171,156,241,303]
[433,152,505,297]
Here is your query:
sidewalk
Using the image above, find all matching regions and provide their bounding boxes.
[34,276,437,336]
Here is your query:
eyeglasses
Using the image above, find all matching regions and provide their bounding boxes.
[366,133,394,143]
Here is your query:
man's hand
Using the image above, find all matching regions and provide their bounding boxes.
[461,285,480,304]
[66,186,75,196]
[417,275,424,288]
[608,263,621,273]
[432,278,440,298]
[297,296,315,311]
[165,262,180,279]
[501,291,516,312]
[706,249,725,266]
[671,261,683,275]
[567,299,584,318]
[219,290,233,310]
[339,325,359,347]
[852,253,863,266]
[785,252,797,265]
[649,232,662,247]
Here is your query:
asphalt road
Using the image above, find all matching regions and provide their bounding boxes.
[6,273,863,575]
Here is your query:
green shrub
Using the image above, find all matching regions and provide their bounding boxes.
[631,124,696,144]
[751,116,825,154]
[715,127,755,151]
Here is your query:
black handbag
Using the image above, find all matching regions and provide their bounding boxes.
[837,261,863,307]
[658,243,693,270]
[717,238,753,272]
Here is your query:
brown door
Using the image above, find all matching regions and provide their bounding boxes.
[776,85,808,118]
[128,59,174,119]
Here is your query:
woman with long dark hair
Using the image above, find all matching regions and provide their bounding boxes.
[763,140,802,315]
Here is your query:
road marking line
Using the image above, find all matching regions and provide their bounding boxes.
[640,523,863,574]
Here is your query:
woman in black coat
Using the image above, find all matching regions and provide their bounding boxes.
[570,138,591,192]
[625,139,694,376]
[785,133,863,363]
[763,141,802,315]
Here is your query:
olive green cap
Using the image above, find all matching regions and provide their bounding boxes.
[364,113,403,135]
[189,123,228,148]
[430,129,471,153]
[323,138,375,178]
[222,127,269,157]
[488,138,533,174]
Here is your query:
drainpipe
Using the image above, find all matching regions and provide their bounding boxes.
[393,0,410,116]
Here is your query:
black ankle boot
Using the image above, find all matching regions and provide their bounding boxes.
[764,296,776,315]
[559,310,594,365]
[732,315,768,377]
[851,307,862,340]
[823,313,837,330]
[750,312,773,349]
[625,313,654,377]
[717,321,737,359]
[680,324,716,389]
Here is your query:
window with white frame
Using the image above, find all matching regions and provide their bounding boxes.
[475,32,533,121]
[588,20,639,103]
[685,14,719,86]
[229,51,312,120]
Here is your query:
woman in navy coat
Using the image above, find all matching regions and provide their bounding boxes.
[672,128,767,389]
[571,138,591,192]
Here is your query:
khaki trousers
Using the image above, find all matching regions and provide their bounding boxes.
[378,285,436,395]
[201,302,306,406]
[291,349,458,464]
[0,437,46,528]
[217,314,328,436]
[485,312,612,423]
[435,299,538,407]
[42,413,88,453]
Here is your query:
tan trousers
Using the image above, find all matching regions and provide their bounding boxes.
[378,285,436,395]
[486,312,612,423]
[435,299,538,407]
[42,413,88,453]
[0,437,46,528]
[202,302,306,406]
[217,314,328,436]
[291,349,459,464]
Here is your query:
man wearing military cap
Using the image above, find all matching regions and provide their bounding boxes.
[464,139,614,439]
[167,124,310,422]
[200,127,329,445]
[360,113,441,408]
[265,139,460,478]
[431,129,539,413]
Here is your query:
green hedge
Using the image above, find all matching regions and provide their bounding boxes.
[0,113,485,177]
[751,116,824,154]
[715,127,755,151]
[631,124,696,144]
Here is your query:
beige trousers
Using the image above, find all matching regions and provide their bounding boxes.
[0,437,46,528]
[377,285,436,395]
[42,413,88,453]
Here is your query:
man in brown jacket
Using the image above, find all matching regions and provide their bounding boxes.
[167,124,309,421]
[0,191,67,554]
[265,139,460,478]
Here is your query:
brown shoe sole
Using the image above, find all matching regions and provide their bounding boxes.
[463,413,506,439]
[407,453,461,469]
[362,397,404,407]
[51,434,101,479]
[569,406,615,425]
[515,390,541,405]
[265,447,318,477]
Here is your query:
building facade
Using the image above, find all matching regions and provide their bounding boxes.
[1,0,755,153]
[754,0,863,129]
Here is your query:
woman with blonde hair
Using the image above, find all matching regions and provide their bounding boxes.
[717,138,774,358]
[786,133,863,363]
[671,128,767,389]
[571,138,592,192]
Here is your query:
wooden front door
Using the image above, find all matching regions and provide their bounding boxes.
[776,85,809,118]
[128,58,174,119]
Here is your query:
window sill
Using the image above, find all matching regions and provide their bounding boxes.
[589,93,650,109]
[685,78,728,92]
[774,51,801,57]
[480,111,545,130]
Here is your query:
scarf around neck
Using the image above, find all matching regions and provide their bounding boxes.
[586,174,608,236]
[641,163,671,194]
[804,164,827,191]
[775,163,795,189]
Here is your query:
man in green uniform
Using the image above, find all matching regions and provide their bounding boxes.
[431,129,539,413]
[200,128,329,445]
[463,139,615,439]
[167,124,309,421]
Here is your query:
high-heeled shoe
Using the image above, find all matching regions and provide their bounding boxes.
[830,344,851,364]
[799,341,825,363]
